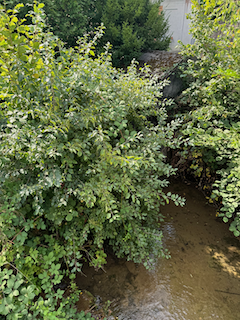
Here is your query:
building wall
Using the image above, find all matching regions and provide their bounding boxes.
[161,0,193,50]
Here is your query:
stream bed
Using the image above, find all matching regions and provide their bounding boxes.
[77,181,240,320]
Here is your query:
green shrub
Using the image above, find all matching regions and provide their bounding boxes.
[1,0,171,67]
[0,0,95,47]
[0,3,184,318]
[96,0,171,66]
[180,0,240,236]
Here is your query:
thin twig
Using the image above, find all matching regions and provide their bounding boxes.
[4,262,40,291]
[11,216,40,243]
[215,289,240,296]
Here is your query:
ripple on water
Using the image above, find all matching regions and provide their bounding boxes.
[77,182,240,320]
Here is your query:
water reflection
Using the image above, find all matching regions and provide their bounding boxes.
[163,222,176,241]
[77,182,240,320]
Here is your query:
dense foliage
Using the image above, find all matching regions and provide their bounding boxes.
[0,0,171,67]
[94,0,171,66]
[0,0,95,47]
[0,4,184,318]
[180,0,240,236]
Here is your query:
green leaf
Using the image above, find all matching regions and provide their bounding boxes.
[7,278,15,289]
[233,230,240,237]
[66,213,73,221]
[12,289,19,296]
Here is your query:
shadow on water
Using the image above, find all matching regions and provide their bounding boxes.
[77,181,240,320]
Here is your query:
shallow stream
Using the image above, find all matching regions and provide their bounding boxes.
[77,181,240,320]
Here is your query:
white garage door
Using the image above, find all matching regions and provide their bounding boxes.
[162,0,192,50]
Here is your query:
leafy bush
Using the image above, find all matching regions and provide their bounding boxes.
[180,0,240,236]
[0,3,184,318]
[96,0,171,66]
[0,0,95,47]
[1,0,171,67]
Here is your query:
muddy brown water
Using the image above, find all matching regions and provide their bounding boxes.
[77,181,240,320]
